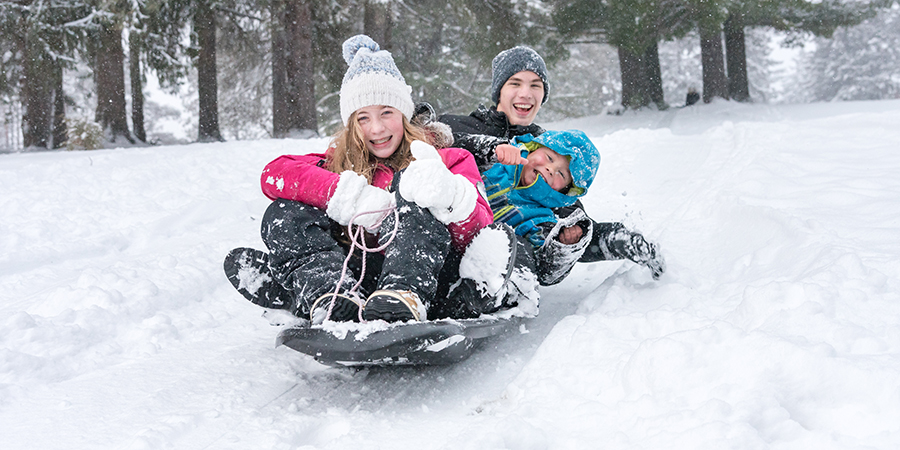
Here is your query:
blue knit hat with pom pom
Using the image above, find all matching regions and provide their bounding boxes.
[340,35,414,125]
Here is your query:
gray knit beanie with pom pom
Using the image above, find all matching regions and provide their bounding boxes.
[340,35,414,125]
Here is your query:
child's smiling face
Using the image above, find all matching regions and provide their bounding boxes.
[356,105,404,159]
[496,71,544,126]
[519,146,573,192]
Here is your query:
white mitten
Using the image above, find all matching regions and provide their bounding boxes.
[326,171,395,231]
[400,141,477,224]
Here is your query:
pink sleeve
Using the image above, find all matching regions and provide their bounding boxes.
[259,153,339,210]
[438,147,494,249]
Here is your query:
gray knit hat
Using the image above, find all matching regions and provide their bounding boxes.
[491,46,550,105]
[340,35,414,125]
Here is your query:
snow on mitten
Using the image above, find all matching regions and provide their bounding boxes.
[400,141,476,224]
[430,174,477,224]
[326,171,395,231]
[352,185,396,231]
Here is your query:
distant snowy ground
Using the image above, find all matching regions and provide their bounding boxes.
[2,100,900,449]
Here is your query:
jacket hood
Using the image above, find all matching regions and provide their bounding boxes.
[513,130,600,196]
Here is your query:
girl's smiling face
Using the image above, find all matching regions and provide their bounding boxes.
[356,105,404,159]
[519,146,573,192]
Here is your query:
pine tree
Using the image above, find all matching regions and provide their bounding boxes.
[391,0,563,116]
[795,5,900,102]
[93,6,134,144]
[272,0,317,138]
[719,0,880,103]
[552,0,692,110]
[2,1,93,150]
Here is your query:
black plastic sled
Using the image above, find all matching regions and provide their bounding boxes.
[276,316,519,367]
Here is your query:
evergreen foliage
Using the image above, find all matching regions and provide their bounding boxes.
[794,4,900,102]
[1,0,898,150]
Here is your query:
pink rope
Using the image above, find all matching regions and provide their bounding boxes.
[322,206,400,322]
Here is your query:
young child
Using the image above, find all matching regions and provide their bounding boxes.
[429,129,603,319]
[482,130,599,249]
[224,35,492,324]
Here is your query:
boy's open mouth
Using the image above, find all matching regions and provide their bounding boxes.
[513,103,534,113]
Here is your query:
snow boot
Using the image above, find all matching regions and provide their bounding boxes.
[223,247,291,310]
[309,292,363,324]
[363,289,426,322]
[450,223,541,318]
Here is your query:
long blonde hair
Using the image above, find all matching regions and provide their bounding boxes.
[327,112,429,183]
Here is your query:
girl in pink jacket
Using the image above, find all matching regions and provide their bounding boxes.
[224,35,492,324]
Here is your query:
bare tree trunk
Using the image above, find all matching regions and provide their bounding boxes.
[618,46,649,110]
[700,23,729,103]
[273,0,317,138]
[21,29,52,149]
[130,32,146,142]
[51,60,67,149]
[95,21,133,143]
[644,42,667,110]
[618,43,666,110]
[195,0,223,142]
[724,13,750,102]
[272,0,288,137]
[364,0,392,50]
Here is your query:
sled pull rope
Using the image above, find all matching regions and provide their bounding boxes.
[323,206,400,322]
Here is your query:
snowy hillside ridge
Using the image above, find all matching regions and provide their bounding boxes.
[2,99,900,449]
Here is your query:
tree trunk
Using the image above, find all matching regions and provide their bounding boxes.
[364,0,392,50]
[618,43,666,110]
[700,23,729,103]
[195,0,223,142]
[130,32,146,142]
[272,2,288,137]
[95,21,133,143]
[273,0,317,138]
[51,60,67,149]
[724,13,750,102]
[618,46,649,110]
[21,29,52,149]
[644,42,667,110]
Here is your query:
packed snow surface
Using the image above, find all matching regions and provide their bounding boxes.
[2,100,900,449]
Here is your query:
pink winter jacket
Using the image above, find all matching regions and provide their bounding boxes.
[260,147,493,250]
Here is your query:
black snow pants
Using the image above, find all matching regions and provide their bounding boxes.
[260,175,451,317]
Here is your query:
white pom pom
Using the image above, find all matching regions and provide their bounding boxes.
[342,35,379,65]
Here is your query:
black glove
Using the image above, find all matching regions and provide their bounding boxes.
[608,230,666,280]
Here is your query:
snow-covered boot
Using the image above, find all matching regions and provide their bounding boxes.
[453,223,540,317]
[309,292,363,324]
[223,247,291,309]
[363,289,427,322]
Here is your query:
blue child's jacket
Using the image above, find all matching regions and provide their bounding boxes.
[482,130,600,247]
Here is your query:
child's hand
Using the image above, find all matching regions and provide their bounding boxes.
[557,225,583,245]
[495,144,527,165]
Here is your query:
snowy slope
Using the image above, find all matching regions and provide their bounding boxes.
[2,100,900,449]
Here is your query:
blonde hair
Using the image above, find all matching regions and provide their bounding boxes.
[327,112,429,182]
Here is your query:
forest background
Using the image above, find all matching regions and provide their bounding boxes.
[2,0,899,152]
